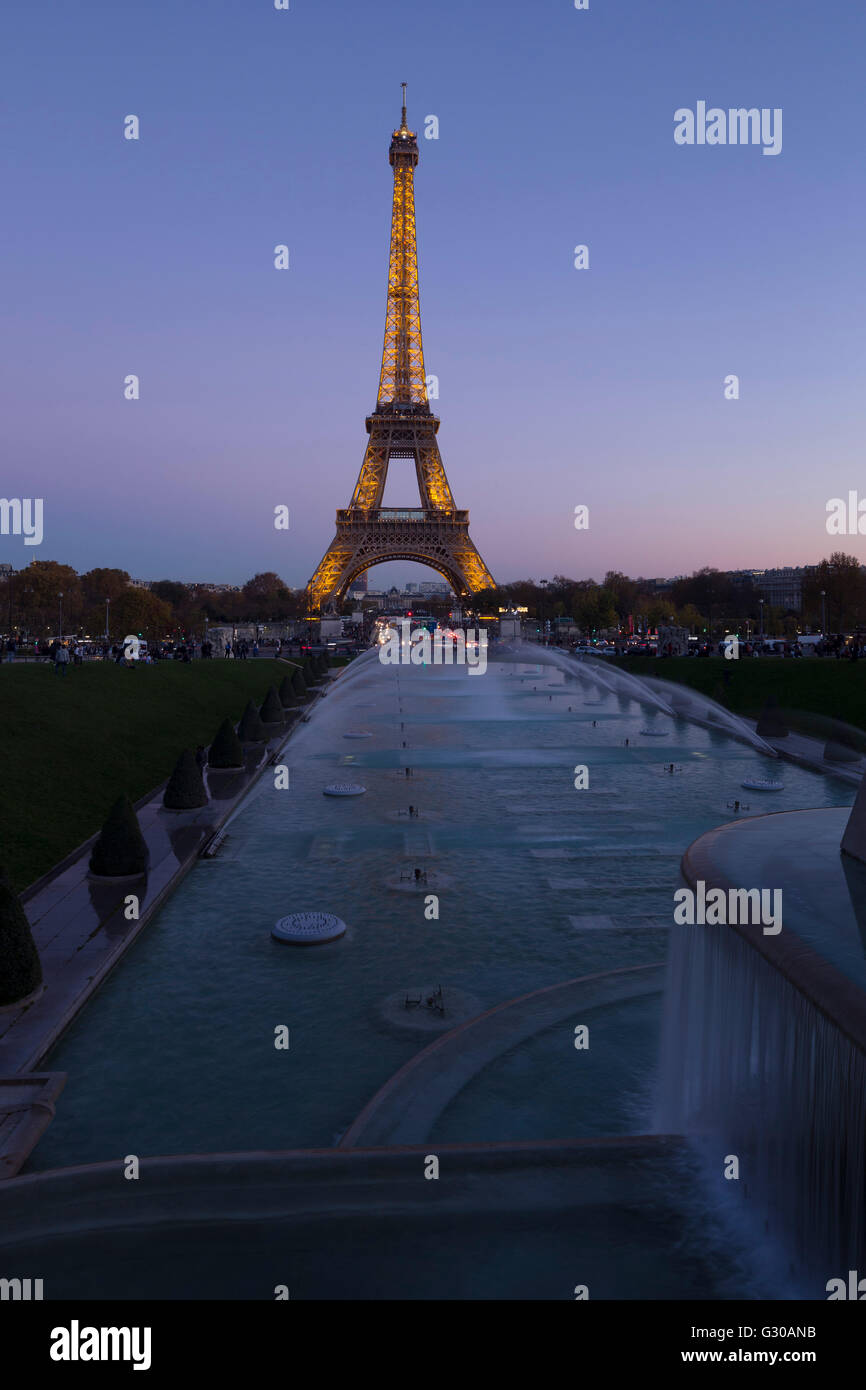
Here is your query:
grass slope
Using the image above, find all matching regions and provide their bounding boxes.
[613,656,866,740]
[1,660,290,891]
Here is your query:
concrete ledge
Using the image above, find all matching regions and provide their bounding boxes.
[0,1074,66,1179]
[0,1135,684,1243]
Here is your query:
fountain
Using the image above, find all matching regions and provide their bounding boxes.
[658,771,866,1289]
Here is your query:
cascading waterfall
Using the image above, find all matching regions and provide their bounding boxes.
[657,919,866,1289]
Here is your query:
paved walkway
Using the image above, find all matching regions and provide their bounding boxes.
[746,722,865,785]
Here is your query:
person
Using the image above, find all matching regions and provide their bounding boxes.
[6,638,15,662]
[54,642,70,677]
[252,641,259,659]
[224,641,232,658]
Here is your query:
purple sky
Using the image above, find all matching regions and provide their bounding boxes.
[2,0,864,590]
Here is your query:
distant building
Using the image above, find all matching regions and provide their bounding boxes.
[730,567,807,611]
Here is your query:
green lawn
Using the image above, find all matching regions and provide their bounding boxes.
[612,656,866,746]
[1,659,294,891]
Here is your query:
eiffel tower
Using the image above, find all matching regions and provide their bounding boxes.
[306,87,495,612]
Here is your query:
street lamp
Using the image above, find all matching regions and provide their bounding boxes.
[821,589,826,636]
[58,591,63,640]
[539,579,549,645]
[105,597,110,641]
[759,598,764,642]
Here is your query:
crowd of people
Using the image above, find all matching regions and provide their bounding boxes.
[0,634,332,674]
[0,636,294,663]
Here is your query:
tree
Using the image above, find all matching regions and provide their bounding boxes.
[89,796,149,877]
[804,554,866,632]
[240,572,293,620]
[603,571,639,619]
[242,572,289,602]
[163,750,208,809]
[237,699,266,743]
[110,588,174,640]
[576,588,617,634]
[150,580,190,609]
[260,686,284,724]
[0,867,42,1005]
[676,603,705,633]
[80,568,131,606]
[16,560,82,634]
[278,674,295,708]
[209,718,244,769]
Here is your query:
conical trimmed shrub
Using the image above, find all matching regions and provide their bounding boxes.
[301,657,315,683]
[0,871,42,1005]
[315,653,329,677]
[291,668,308,698]
[260,685,284,725]
[237,698,266,743]
[756,695,788,739]
[89,795,149,877]
[278,675,294,708]
[163,749,208,809]
[209,718,244,769]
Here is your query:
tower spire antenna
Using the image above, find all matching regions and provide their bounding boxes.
[401,82,407,127]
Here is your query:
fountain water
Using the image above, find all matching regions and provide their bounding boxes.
[656,916,866,1289]
[496,643,776,756]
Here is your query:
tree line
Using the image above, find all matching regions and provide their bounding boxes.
[3,553,864,640]
[474,554,866,636]
[0,564,307,640]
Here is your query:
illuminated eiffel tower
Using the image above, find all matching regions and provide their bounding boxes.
[306,87,495,612]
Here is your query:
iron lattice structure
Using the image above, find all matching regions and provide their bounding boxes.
[306,91,494,612]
